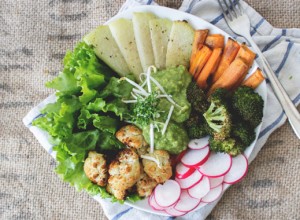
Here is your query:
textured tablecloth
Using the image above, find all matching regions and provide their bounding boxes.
[1,0,299,220]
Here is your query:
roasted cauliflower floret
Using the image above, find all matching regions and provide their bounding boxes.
[106,148,140,200]
[116,125,147,149]
[136,164,158,197]
[136,145,149,157]
[83,151,108,187]
[142,150,172,183]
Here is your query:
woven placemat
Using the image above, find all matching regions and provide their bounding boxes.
[0,0,299,219]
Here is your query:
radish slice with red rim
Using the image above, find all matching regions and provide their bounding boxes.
[174,190,201,212]
[209,176,224,189]
[175,163,195,179]
[223,154,248,184]
[188,136,209,150]
[187,176,210,199]
[154,180,181,208]
[175,149,187,163]
[175,170,203,189]
[148,194,164,211]
[164,206,187,217]
[181,147,210,167]
[198,152,232,177]
[201,184,223,203]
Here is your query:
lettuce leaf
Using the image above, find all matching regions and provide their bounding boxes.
[33,42,140,203]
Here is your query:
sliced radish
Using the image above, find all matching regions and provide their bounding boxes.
[176,149,187,163]
[164,205,187,217]
[175,163,195,179]
[223,154,248,184]
[187,176,210,199]
[198,152,232,177]
[174,190,201,212]
[201,184,223,203]
[154,180,181,207]
[148,194,164,211]
[209,176,224,189]
[175,170,203,189]
[188,136,209,150]
[181,147,210,167]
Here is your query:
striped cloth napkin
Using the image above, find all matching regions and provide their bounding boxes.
[23,0,300,219]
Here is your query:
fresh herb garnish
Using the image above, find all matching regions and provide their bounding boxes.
[132,91,161,126]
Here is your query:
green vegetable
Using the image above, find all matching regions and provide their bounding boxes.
[203,88,232,141]
[209,137,244,157]
[231,122,256,147]
[185,113,210,139]
[186,80,209,113]
[232,86,264,128]
[33,42,137,202]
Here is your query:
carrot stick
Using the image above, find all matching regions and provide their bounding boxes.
[196,48,223,89]
[205,34,225,49]
[190,45,212,79]
[208,58,248,96]
[190,30,209,67]
[193,45,212,79]
[236,43,256,68]
[211,38,240,83]
[242,68,265,89]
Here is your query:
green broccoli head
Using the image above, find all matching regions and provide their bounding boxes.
[209,137,244,157]
[186,81,209,113]
[203,88,232,141]
[185,112,210,139]
[232,86,264,128]
[208,87,229,106]
[232,122,256,147]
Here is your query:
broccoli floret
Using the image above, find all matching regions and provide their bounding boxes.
[186,81,209,113]
[209,137,244,157]
[232,122,256,146]
[203,89,232,141]
[208,87,230,105]
[185,112,210,139]
[232,86,264,128]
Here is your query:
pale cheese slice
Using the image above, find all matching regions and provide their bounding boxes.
[149,18,172,70]
[166,21,195,68]
[109,18,143,80]
[133,12,157,72]
[83,25,130,76]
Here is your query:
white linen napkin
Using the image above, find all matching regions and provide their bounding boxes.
[23,0,300,219]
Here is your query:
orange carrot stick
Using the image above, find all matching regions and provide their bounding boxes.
[190,30,209,67]
[205,34,225,49]
[208,58,248,96]
[236,43,256,68]
[190,45,212,79]
[196,48,223,89]
[211,38,240,83]
[242,68,265,89]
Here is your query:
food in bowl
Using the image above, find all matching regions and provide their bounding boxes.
[33,10,265,216]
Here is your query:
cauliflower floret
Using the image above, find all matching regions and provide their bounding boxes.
[116,125,147,149]
[142,150,172,183]
[106,148,140,200]
[83,151,108,187]
[136,163,158,197]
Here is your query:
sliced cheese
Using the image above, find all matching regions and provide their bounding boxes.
[166,21,195,68]
[133,12,157,72]
[149,18,172,70]
[109,18,143,80]
[83,25,130,76]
